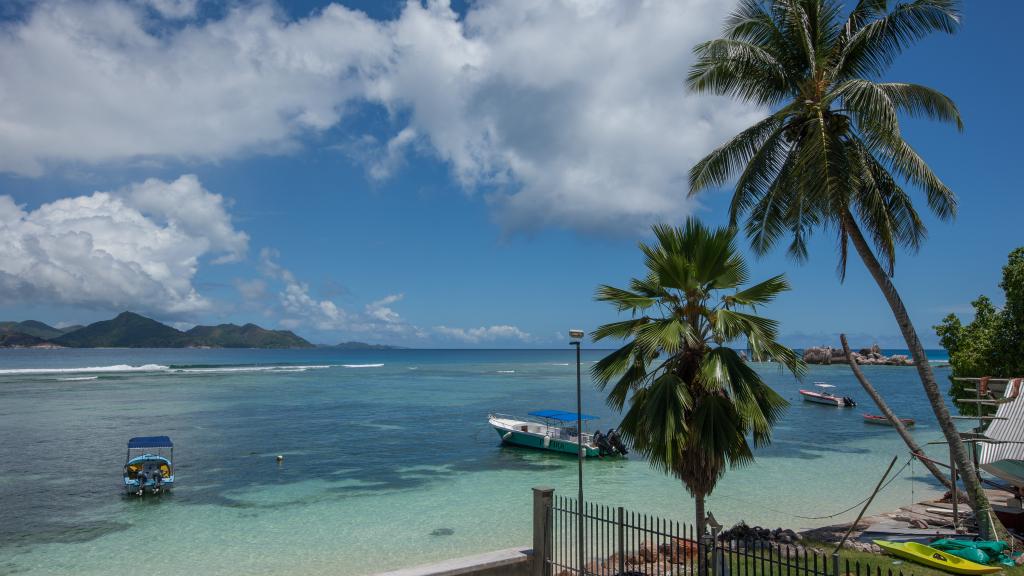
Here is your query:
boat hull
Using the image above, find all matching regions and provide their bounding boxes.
[799,391,845,406]
[490,420,601,458]
[874,540,1000,574]
[863,414,915,427]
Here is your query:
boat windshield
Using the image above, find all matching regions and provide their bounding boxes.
[125,459,172,479]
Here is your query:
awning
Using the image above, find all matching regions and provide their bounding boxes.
[528,409,598,422]
[128,436,173,449]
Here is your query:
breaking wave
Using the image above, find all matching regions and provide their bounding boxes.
[0,363,334,376]
[172,365,331,374]
[342,364,384,368]
[0,364,169,375]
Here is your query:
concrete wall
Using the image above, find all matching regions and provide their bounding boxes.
[371,547,532,576]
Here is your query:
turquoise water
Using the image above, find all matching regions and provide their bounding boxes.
[0,348,955,576]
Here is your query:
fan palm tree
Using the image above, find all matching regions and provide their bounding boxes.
[684,0,994,537]
[592,219,802,538]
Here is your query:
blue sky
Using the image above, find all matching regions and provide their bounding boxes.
[0,0,1019,348]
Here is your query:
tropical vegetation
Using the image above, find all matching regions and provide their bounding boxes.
[684,0,993,537]
[936,248,1024,418]
[592,219,802,538]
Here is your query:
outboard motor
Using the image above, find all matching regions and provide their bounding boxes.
[607,429,628,456]
[135,470,148,496]
[593,431,615,457]
[843,396,857,407]
[152,470,163,494]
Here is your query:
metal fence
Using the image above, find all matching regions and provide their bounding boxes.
[544,495,919,576]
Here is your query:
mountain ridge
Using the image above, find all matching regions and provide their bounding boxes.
[0,312,315,349]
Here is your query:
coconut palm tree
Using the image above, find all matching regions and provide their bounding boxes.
[684,0,994,537]
[592,219,802,538]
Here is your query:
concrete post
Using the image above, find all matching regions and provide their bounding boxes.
[532,487,554,576]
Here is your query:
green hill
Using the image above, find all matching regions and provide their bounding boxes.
[185,323,313,349]
[52,312,187,348]
[0,320,74,340]
[0,331,55,348]
[2,312,316,349]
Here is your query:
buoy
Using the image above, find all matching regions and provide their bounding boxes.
[275,455,284,463]
[502,432,512,441]
[543,436,550,448]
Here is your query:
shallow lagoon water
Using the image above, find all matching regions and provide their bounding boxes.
[0,348,955,575]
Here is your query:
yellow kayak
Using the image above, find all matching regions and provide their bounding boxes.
[873,540,1002,575]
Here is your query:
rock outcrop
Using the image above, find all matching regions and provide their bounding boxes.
[802,345,913,366]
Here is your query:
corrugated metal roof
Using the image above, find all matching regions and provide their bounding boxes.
[979,380,1024,467]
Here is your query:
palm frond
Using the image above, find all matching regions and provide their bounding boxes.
[836,0,960,79]
[689,112,788,197]
[879,82,962,131]
[688,39,791,106]
[725,274,790,307]
[594,285,656,313]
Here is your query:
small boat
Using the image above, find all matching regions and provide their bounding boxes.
[799,383,856,407]
[863,413,915,427]
[123,436,174,496]
[873,540,1001,574]
[488,410,627,458]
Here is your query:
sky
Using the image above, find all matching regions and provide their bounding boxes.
[0,0,1020,348]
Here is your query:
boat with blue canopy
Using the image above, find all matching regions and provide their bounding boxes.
[488,410,627,457]
[123,436,174,496]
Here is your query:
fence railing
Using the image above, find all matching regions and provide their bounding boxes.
[535,489,918,576]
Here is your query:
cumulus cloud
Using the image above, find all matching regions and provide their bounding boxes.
[0,0,756,233]
[257,249,529,343]
[0,175,247,315]
[259,248,349,330]
[0,0,388,176]
[433,324,532,344]
[140,0,198,19]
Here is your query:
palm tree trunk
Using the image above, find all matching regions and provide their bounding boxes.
[695,490,707,576]
[840,333,951,489]
[842,211,995,539]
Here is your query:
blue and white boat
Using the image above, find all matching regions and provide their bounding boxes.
[123,436,174,495]
[488,410,628,457]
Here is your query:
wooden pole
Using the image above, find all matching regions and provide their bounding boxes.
[832,456,898,555]
[840,334,951,489]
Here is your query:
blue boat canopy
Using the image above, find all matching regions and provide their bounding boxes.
[528,409,598,422]
[128,436,173,449]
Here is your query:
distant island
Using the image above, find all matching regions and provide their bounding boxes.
[0,312,315,349]
[323,341,405,350]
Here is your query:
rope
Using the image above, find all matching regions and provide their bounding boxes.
[910,456,916,508]
[722,456,914,521]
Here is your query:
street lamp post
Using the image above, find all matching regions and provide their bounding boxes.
[569,329,585,573]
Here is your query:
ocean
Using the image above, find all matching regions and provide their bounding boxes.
[0,348,955,576]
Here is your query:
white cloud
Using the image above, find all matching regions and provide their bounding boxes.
[0,175,247,315]
[260,248,349,330]
[366,293,404,324]
[0,0,388,176]
[126,175,248,263]
[256,251,527,343]
[433,324,532,344]
[140,0,198,19]
[0,0,756,233]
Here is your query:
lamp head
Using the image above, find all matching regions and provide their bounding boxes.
[569,329,585,342]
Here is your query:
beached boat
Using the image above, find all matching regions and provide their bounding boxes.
[873,540,1001,574]
[799,383,856,407]
[488,410,627,458]
[123,436,174,496]
[862,413,915,427]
